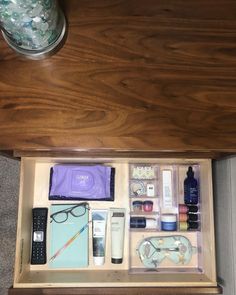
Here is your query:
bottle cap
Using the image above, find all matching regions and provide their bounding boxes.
[187,166,194,177]
[188,214,198,221]
[111,258,123,264]
[187,205,198,213]
[93,257,105,266]
[146,218,157,229]
[188,221,199,230]
[161,214,177,222]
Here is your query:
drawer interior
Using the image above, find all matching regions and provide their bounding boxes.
[13,157,217,288]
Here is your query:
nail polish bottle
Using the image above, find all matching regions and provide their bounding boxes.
[179,213,198,222]
[179,221,199,231]
[179,204,198,213]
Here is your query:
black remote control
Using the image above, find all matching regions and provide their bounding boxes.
[31,207,48,265]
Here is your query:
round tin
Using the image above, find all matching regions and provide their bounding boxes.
[161,214,177,231]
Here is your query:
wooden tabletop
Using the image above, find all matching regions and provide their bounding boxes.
[0,0,236,154]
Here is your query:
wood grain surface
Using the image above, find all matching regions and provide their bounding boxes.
[0,0,236,152]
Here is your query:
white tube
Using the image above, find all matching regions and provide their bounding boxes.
[162,169,173,209]
[110,208,126,264]
[92,210,108,266]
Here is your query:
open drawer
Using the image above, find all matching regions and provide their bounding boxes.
[12,156,220,293]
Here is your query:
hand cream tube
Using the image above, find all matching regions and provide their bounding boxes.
[92,210,108,266]
[110,208,126,264]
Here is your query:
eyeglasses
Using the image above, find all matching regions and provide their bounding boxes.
[50,203,89,223]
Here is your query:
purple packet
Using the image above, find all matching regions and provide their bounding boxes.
[49,164,115,201]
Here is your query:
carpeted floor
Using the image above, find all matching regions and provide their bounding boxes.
[0,156,20,295]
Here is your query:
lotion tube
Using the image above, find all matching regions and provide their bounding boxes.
[162,169,173,209]
[110,208,126,264]
[92,210,108,266]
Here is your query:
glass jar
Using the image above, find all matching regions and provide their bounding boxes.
[0,0,66,59]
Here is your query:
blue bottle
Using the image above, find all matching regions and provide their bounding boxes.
[184,166,198,205]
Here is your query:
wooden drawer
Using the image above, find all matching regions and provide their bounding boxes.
[9,156,221,294]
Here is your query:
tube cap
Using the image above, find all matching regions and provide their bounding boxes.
[111,258,123,264]
[93,257,105,266]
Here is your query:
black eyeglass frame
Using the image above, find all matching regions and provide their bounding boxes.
[50,202,89,223]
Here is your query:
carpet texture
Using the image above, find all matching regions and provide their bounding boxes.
[0,156,20,295]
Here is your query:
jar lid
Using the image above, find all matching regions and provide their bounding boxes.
[161,214,177,222]
[132,200,143,205]
[143,200,153,205]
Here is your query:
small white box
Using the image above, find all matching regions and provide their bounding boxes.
[147,183,155,197]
